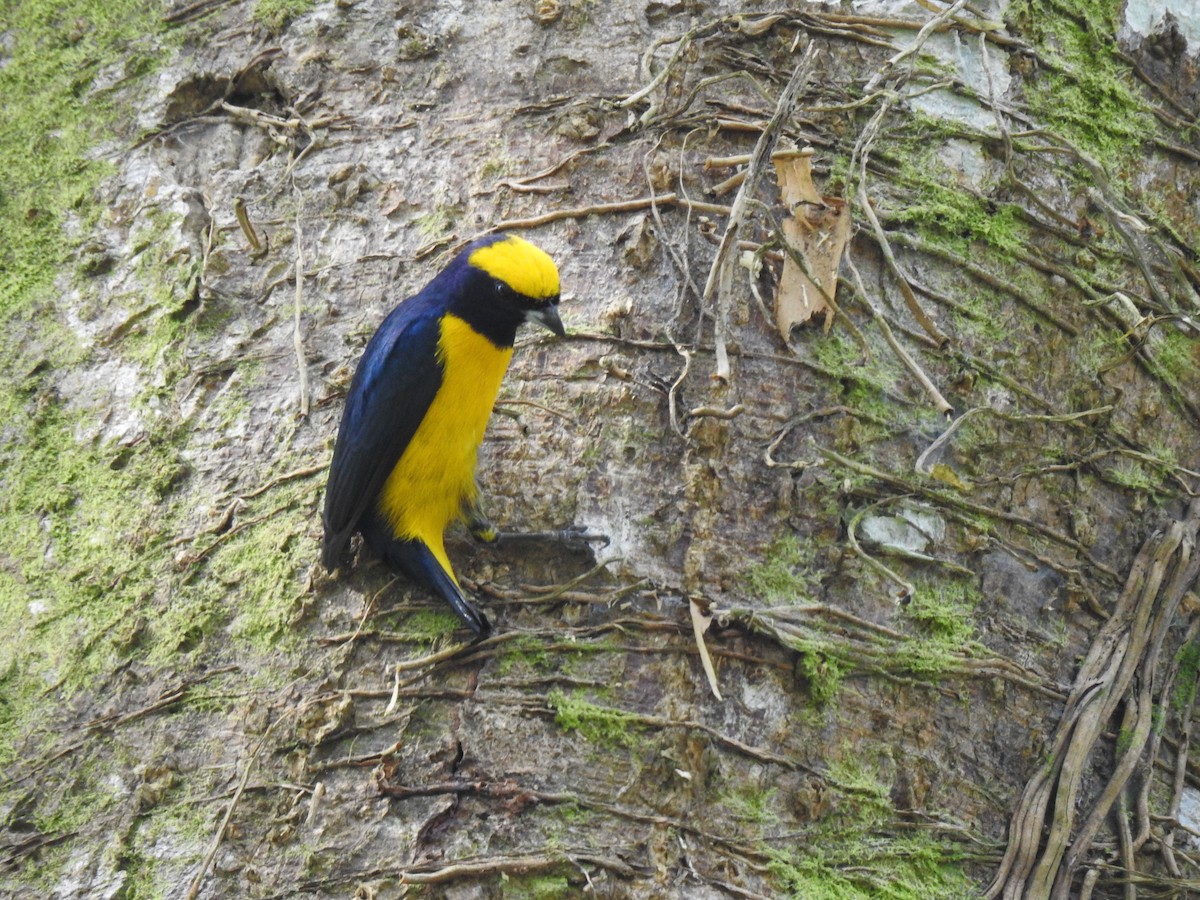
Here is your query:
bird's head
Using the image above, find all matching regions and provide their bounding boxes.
[463,234,565,339]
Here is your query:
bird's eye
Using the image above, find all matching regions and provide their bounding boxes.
[493,281,507,299]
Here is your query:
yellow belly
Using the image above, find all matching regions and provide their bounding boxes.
[377,314,513,579]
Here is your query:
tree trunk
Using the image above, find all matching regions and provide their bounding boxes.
[3,1,1200,897]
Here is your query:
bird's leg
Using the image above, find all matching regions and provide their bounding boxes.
[466,490,609,550]
[493,523,611,550]
[465,491,500,544]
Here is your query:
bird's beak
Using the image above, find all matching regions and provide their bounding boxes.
[527,304,566,338]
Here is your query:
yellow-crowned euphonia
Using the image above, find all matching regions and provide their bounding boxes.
[322,234,564,635]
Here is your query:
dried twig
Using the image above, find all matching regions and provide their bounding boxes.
[819,446,1122,583]
[847,496,918,600]
[987,500,1200,899]
[494,143,608,192]
[857,193,949,345]
[233,197,266,255]
[12,666,240,783]
[689,597,723,700]
[668,346,691,437]
[845,256,953,415]
[847,4,976,349]
[186,713,287,900]
[491,193,731,231]
[702,43,818,381]
[292,202,310,417]
[239,463,326,501]
[618,21,725,125]
[862,0,970,93]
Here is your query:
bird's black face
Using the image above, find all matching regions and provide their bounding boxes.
[492,279,565,337]
[448,271,563,347]
[453,234,564,346]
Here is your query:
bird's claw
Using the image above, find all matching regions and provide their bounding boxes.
[553,524,611,550]
[489,524,610,550]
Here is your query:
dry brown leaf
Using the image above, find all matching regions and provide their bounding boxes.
[773,148,851,337]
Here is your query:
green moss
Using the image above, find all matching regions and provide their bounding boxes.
[810,331,910,431]
[747,535,816,603]
[905,583,978,646]
[1071,321,1125,380]
[1151,703,1165,737]
[891,176,1027,257]
[547,689,640,748]
[891,642,956,679]
[722,784,781,826]
[480,155,514,182]
[1145,439,1179,471]
[413,204,457,240]
[1107,457,1162,495]
[30,754,123,835]
[0,390,186,698]
[502,873,574,899]
[1150,328,1198,389]
[0,1,321,850]
[1115,727,1135,756]
[1173,638,1200,715]
[811,328,863,374]
[768,836,973,900]
[0,0,166,316]
[894,583,981,676]
[0,667,18,769]
[186,481,317,654]
[768,759,973,899]
[398,607,465,643]
[252,0,316,31]
[1006,0,1154,166]
[876,113,1029,256]
[555,800,592,826]
[0,0,187,752]
[801,649,845,708]
[947,296,1000,347]
[498,633,554,675]
[108,848,167,900]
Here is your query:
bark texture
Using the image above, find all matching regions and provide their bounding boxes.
[3,1,1200,898]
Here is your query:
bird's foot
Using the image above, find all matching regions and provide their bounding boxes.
[466,494,500,544]
[490,524,611,551]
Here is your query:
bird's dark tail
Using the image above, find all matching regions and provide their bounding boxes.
[376,533,491,637]
[321,527,350,572]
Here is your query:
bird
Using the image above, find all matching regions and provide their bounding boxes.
[321,233,564,636]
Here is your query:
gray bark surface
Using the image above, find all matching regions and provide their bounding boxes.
[3,1,1200,897]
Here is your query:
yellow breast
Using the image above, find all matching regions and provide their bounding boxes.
[376,314,513,578]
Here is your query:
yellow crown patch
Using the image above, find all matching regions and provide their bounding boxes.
[468,235,560,300]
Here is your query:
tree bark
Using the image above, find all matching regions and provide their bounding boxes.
[3,1,1200,897]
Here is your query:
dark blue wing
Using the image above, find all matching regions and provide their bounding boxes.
[321,302,443,570]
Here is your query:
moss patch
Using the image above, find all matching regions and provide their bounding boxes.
[0,0,164,313]
[502,873,574,899]
[0,6,321,880]
[900,581,980,665]
[547,689,641,748]
[0,387,186,705]
[1174,638,1200,716]
[890,177,1027,258]
[767,759,973,898]
[747,535,817,604]
[252,0,317,32]
[1006,0,1154,166]
[800,647,845,708]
